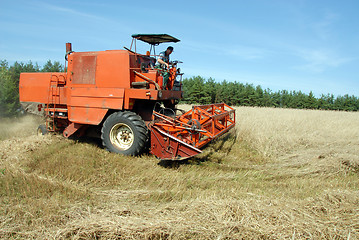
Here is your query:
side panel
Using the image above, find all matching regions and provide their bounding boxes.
[72,53,97,84]
[66,51,129,125]
[67,50,131,88]
[68,88,124,125]
[96,50,131,88]
[19,72,67,104]
[70,88,124,109]
[68,106,108,125]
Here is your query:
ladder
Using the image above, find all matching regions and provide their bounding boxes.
[45,74,67,131]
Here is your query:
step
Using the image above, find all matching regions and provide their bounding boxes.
[47,112,68,119]
[45,108,68,112]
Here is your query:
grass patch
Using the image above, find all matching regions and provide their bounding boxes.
[0,167,94,239]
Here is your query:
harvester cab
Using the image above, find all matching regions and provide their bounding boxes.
[128,34,183,92]
[19,34,236,160]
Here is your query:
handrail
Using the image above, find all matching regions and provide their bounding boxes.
[133,71,160,90]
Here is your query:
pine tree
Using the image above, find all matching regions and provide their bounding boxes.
[0,61,19,117]
[306,91,318,109]
[42,60,64,72]
[205,77,217,103]
[185,76,210,104]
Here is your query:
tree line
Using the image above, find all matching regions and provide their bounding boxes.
[0,60,358,118]
[182,76,359,111]
[0,60,63,117]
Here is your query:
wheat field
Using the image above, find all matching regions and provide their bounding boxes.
[0,106,358,239]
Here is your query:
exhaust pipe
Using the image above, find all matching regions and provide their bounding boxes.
[65,43,73,61]
[66,42,72,53]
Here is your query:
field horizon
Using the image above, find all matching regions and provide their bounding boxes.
[0,105,358,239]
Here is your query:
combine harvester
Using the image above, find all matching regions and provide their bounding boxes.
[19,34,235,160]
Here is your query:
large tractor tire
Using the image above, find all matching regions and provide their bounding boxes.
[37,124,48,136]
[101,111,148,156]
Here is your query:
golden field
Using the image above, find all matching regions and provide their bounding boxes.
[0,106,358,239]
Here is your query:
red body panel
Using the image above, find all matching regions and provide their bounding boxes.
[19,72,67,104]
[19,49,183,126]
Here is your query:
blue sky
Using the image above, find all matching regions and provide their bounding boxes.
[1,0,358,96]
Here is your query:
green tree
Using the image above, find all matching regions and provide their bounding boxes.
[205,77,217,103]
[263,88,273,107]
[254,85,264,106]
[184,76,210,104]
[177,75,359,111]
[0,59,64,117]
[306,91,318,109]
[217,80,230,104]
[41,60,64,72]
[0,60,19,117]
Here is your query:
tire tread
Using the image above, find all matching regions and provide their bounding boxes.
[101,111,148,156]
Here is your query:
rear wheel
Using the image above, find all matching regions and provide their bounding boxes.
[101,111,148,156]
[37,124,48,136]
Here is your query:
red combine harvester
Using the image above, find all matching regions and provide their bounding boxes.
[19,34,235,160]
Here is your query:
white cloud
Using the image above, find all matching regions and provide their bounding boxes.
[41,3,107,22]
[293,48,354,73]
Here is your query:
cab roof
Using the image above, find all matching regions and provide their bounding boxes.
[131,34,180,45]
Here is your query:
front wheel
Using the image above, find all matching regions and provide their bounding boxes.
[101,111,148,156]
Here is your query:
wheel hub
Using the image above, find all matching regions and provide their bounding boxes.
[110,123,134,151]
